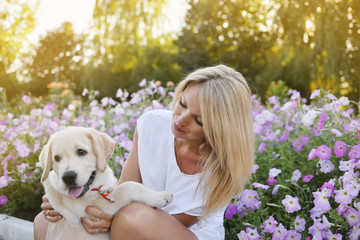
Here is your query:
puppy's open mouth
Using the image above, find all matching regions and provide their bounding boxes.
[68,171,96,199]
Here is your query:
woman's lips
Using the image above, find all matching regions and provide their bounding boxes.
[173,122,185,133]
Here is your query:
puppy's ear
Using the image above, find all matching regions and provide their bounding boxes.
[87,128,115,172]
[39,139,52,183]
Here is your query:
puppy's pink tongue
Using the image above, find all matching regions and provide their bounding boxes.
[68,186,84,198]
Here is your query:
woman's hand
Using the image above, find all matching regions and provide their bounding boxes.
[41,196,62,222]
[81,206,113,234]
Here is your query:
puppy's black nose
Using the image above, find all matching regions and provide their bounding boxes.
[62,171,77,185]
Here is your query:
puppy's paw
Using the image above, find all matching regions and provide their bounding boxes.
[147,191,173,208]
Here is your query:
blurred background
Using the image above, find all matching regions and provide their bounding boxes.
[1,0,359,101]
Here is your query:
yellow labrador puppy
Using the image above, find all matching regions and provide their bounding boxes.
[40,126,172,240]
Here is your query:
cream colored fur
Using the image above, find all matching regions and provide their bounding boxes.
[40,126,172,240]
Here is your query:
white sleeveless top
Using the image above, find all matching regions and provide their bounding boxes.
[137,109,225,240]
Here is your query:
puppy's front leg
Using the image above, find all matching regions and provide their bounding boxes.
[112,182,173,209]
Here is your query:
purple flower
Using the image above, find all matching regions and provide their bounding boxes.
[294,216,306,232]
[15,143,31,158]
[285,230,301,240]
[273,223,288,240]
[22,95,31,104]
[266,177,277,186]
[258,142,266,153]
[313,191,331,211]
[263,216,278,233]
[310,89,320,99]
[0,176,8,188]
[320,182,335,195]
[310,206,326,218]
[308,219,326,239]
[253,122,263,135]
[326,233,343,240]
[291,169,302,181]
[316,145,332,160]
[224,203,237,220]
[303,174,314,183]
[343,207,360,227]
[339,160,355,171]
[252,182,269,190]
[237,230,248,240]
[334,141,347,157]
[269,168,282,178]
[319,160,334,173]
[0,195,7,205]
[292,139,303,152]
[240,190,260,211]
[282,195,301,213]
[301,135,310,145]
[334,188,356,205]
[252,164,259,174]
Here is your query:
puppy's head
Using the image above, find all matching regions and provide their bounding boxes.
[39,127,115,198]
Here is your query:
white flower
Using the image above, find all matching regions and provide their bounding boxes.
[301,110,317,127]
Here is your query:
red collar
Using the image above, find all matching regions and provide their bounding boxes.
[91,185,114,202]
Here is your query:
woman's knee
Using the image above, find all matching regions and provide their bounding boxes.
[34,212,48,240]
[111,202,153,237]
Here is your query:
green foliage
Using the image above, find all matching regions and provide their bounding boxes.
[265,80,289,104]
[22,22,84,96]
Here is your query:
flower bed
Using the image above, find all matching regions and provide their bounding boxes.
[0,82,359,239]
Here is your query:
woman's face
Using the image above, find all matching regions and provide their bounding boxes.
[171,83,205,142]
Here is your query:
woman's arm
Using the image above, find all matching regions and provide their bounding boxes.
[118,128,142,183]
[173,213,199,228]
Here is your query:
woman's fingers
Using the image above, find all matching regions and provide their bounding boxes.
[41,195,63,222]
[81,206,113,234]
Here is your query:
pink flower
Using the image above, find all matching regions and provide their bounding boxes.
[316,145,332,160]
[308,148,317,161]
[303,174,314,183]
[266,177,277,186]
[0,195,7,205]
[334,141,347,157]
[282,195,301,213]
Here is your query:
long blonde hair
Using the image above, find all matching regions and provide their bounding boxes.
[173,65,255,216]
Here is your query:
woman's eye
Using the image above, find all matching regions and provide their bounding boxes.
[77,149,88,156]
[195,118,203,127]
[179,100,186,108]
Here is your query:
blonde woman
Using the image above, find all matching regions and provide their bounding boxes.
[34,64,255,240]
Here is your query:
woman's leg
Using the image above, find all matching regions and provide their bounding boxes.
[33,213,49,240]
[111,202,198,240]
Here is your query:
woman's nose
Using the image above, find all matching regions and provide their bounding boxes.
[177,112,189,126]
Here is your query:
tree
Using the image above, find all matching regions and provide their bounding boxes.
[0,0,36,96]
[23,22,84,96]
[81,0,182,97]
[175,0,274,94]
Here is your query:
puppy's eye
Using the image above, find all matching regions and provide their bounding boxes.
[77,149,87,156]
[54,155,61,162]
